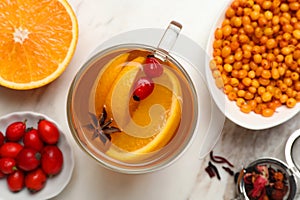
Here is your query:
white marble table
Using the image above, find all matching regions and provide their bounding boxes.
[0,0,299,199]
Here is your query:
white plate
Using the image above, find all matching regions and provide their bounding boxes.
[0,111,74,200]
[205,0,300,130]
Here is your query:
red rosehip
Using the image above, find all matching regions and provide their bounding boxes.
[143,55,163,78]
[132,77,154,101]
[6,121,26,142]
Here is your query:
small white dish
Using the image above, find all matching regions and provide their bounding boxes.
[205,0,300,130]
[0,111,74,200]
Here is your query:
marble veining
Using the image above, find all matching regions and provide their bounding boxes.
[0,0,299,199]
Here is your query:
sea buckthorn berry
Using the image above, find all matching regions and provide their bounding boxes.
[248,86,257,94]
[280,83,288,92]
[261,70,271,79]
[222,46,232,58]
[244,91,254,100]
[226,7,235,18]
[264,27,273,36]
[286,88,295,98]
[213,49,221,57]
[259,77,270,86]
[236,98,245,107]
[272,68,280,79]
[209,60,217,70]
[250,10,260,21]
[280,94,288,103]
[262,1,272,10]
[286,98,297,108]
[230,78,239,87]
[215,28,223,39]
[234,51,243,61]
[248,70,256,79]
[283,78,293,87]
[238,83,245,90]
[237,89,246,97]
[232,16,242,27]
[221,74,229,84]
[231,69,239,78]
[240,103,252,113]
[228,92,237,101]
[243,50,252,59]
[262,92,273,102]
[264,11,273,20]
[258,86,266,96]
[215,77,224,89]
[222,25,232,37]
[274,88,282,99]
[280,3,289,12]
[253,54,262,64]
[278,66,286,76]
[214,56,223,65]
[267,102,278,110]
[224,64,233,72]
[289,2,300,11]
[230,41,240,51]
[266,39,277,49]
[266,85,275,95]
[224,84,233,94]
[224,55,235,64]
[233,61,243,70]
[238,69,248,79]
[213,40,223,49]
[254,103,267,114]
[255,96,262,104]
[281,47,292,55]
[262,108,275,117]
[239,34,249,43]
[242,77,252,87]
[248,100,257,110]
[252,79,260,88]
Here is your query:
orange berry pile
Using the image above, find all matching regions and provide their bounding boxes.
[210,0,300,117]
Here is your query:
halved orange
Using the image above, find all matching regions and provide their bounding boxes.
[0,0,78,90]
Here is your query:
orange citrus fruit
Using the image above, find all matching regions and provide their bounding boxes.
[0,0,78,90]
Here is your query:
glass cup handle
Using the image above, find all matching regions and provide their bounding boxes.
[154,21,182,61]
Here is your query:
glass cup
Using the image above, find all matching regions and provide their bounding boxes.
[67,21,220,174]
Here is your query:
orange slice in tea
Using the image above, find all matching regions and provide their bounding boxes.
[94,53,130,116]
[106,67,182,160]
[0,0,78,90]
[103,56,146,127]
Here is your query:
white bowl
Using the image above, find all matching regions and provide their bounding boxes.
[0,111,74,200]
[205,1,300,130]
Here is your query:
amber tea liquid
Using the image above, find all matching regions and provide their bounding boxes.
[89,47,197,162]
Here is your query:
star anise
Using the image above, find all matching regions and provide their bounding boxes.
[85,106,120,144]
